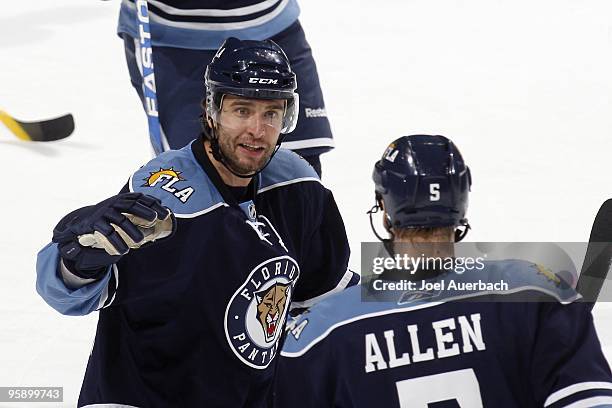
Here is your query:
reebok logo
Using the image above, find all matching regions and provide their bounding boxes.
[305,108,327,118]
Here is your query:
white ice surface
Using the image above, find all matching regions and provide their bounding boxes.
[0,0,611,406]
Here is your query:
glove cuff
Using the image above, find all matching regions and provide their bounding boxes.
[59,240,112,280]
[61,257,108,280]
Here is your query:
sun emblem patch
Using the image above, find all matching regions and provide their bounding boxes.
[535,263,561,286]
[141,167,194,203]
[225,255,300,369]
[142,167,184,187]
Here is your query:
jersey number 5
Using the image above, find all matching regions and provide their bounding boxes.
[429,183,440,201]
[395,368,483,407]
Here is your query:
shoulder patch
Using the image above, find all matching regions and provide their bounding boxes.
[128,146,226,218]
[258,148,321,193]
[470,259,580,303]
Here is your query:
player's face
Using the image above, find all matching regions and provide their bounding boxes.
[216,95,284,175]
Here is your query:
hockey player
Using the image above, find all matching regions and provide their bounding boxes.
[36,38,356,407]
[119,0,332,176]
[274,135,612,407]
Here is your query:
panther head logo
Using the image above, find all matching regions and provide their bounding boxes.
[225,256,300,369]
[254,282,290,342]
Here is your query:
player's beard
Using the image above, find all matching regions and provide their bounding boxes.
[217,126,276,176]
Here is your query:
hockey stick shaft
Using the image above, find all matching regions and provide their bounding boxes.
[136,0,165,155]
[576,199,612,306]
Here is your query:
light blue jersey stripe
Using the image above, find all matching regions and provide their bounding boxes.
[282,260,581,356]
[258,148,320,193]
[36,243,111,316]
[117,0,300,50]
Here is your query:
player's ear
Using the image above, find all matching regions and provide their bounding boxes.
[383,214,392,233]
[375,194,385,214]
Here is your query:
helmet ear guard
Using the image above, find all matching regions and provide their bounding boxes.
[198,98,216,139]
[278,93,299,134]
[454,220,471,242]
[369,172,395,239]
[367,195,394,243]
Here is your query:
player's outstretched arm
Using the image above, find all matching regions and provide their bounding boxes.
[290,186,359,309]
[36,192,175,315]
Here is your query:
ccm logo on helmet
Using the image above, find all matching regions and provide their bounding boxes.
[249,78,279,84]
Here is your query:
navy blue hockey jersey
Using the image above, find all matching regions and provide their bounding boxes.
[36,138,356,407]
[118,0,300,49]
[275,260,612,408]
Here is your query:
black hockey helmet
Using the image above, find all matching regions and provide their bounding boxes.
[370,135,471,242]
[204,37,299,135]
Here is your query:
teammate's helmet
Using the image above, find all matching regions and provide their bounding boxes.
[205,37,299,134]
[372,135,471,231]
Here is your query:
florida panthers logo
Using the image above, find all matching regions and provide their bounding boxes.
[255,282,290,342]
[225,256,300,369]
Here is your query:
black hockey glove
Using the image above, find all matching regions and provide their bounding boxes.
[52,192,175,279]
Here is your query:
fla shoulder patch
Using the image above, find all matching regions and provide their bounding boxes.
[462,259,580,304]
[128,146,226,218]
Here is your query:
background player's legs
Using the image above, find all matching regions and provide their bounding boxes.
[300,154,322,177]
[122,34,216,150]
[272,21,334,177]
[123,23,334,175]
